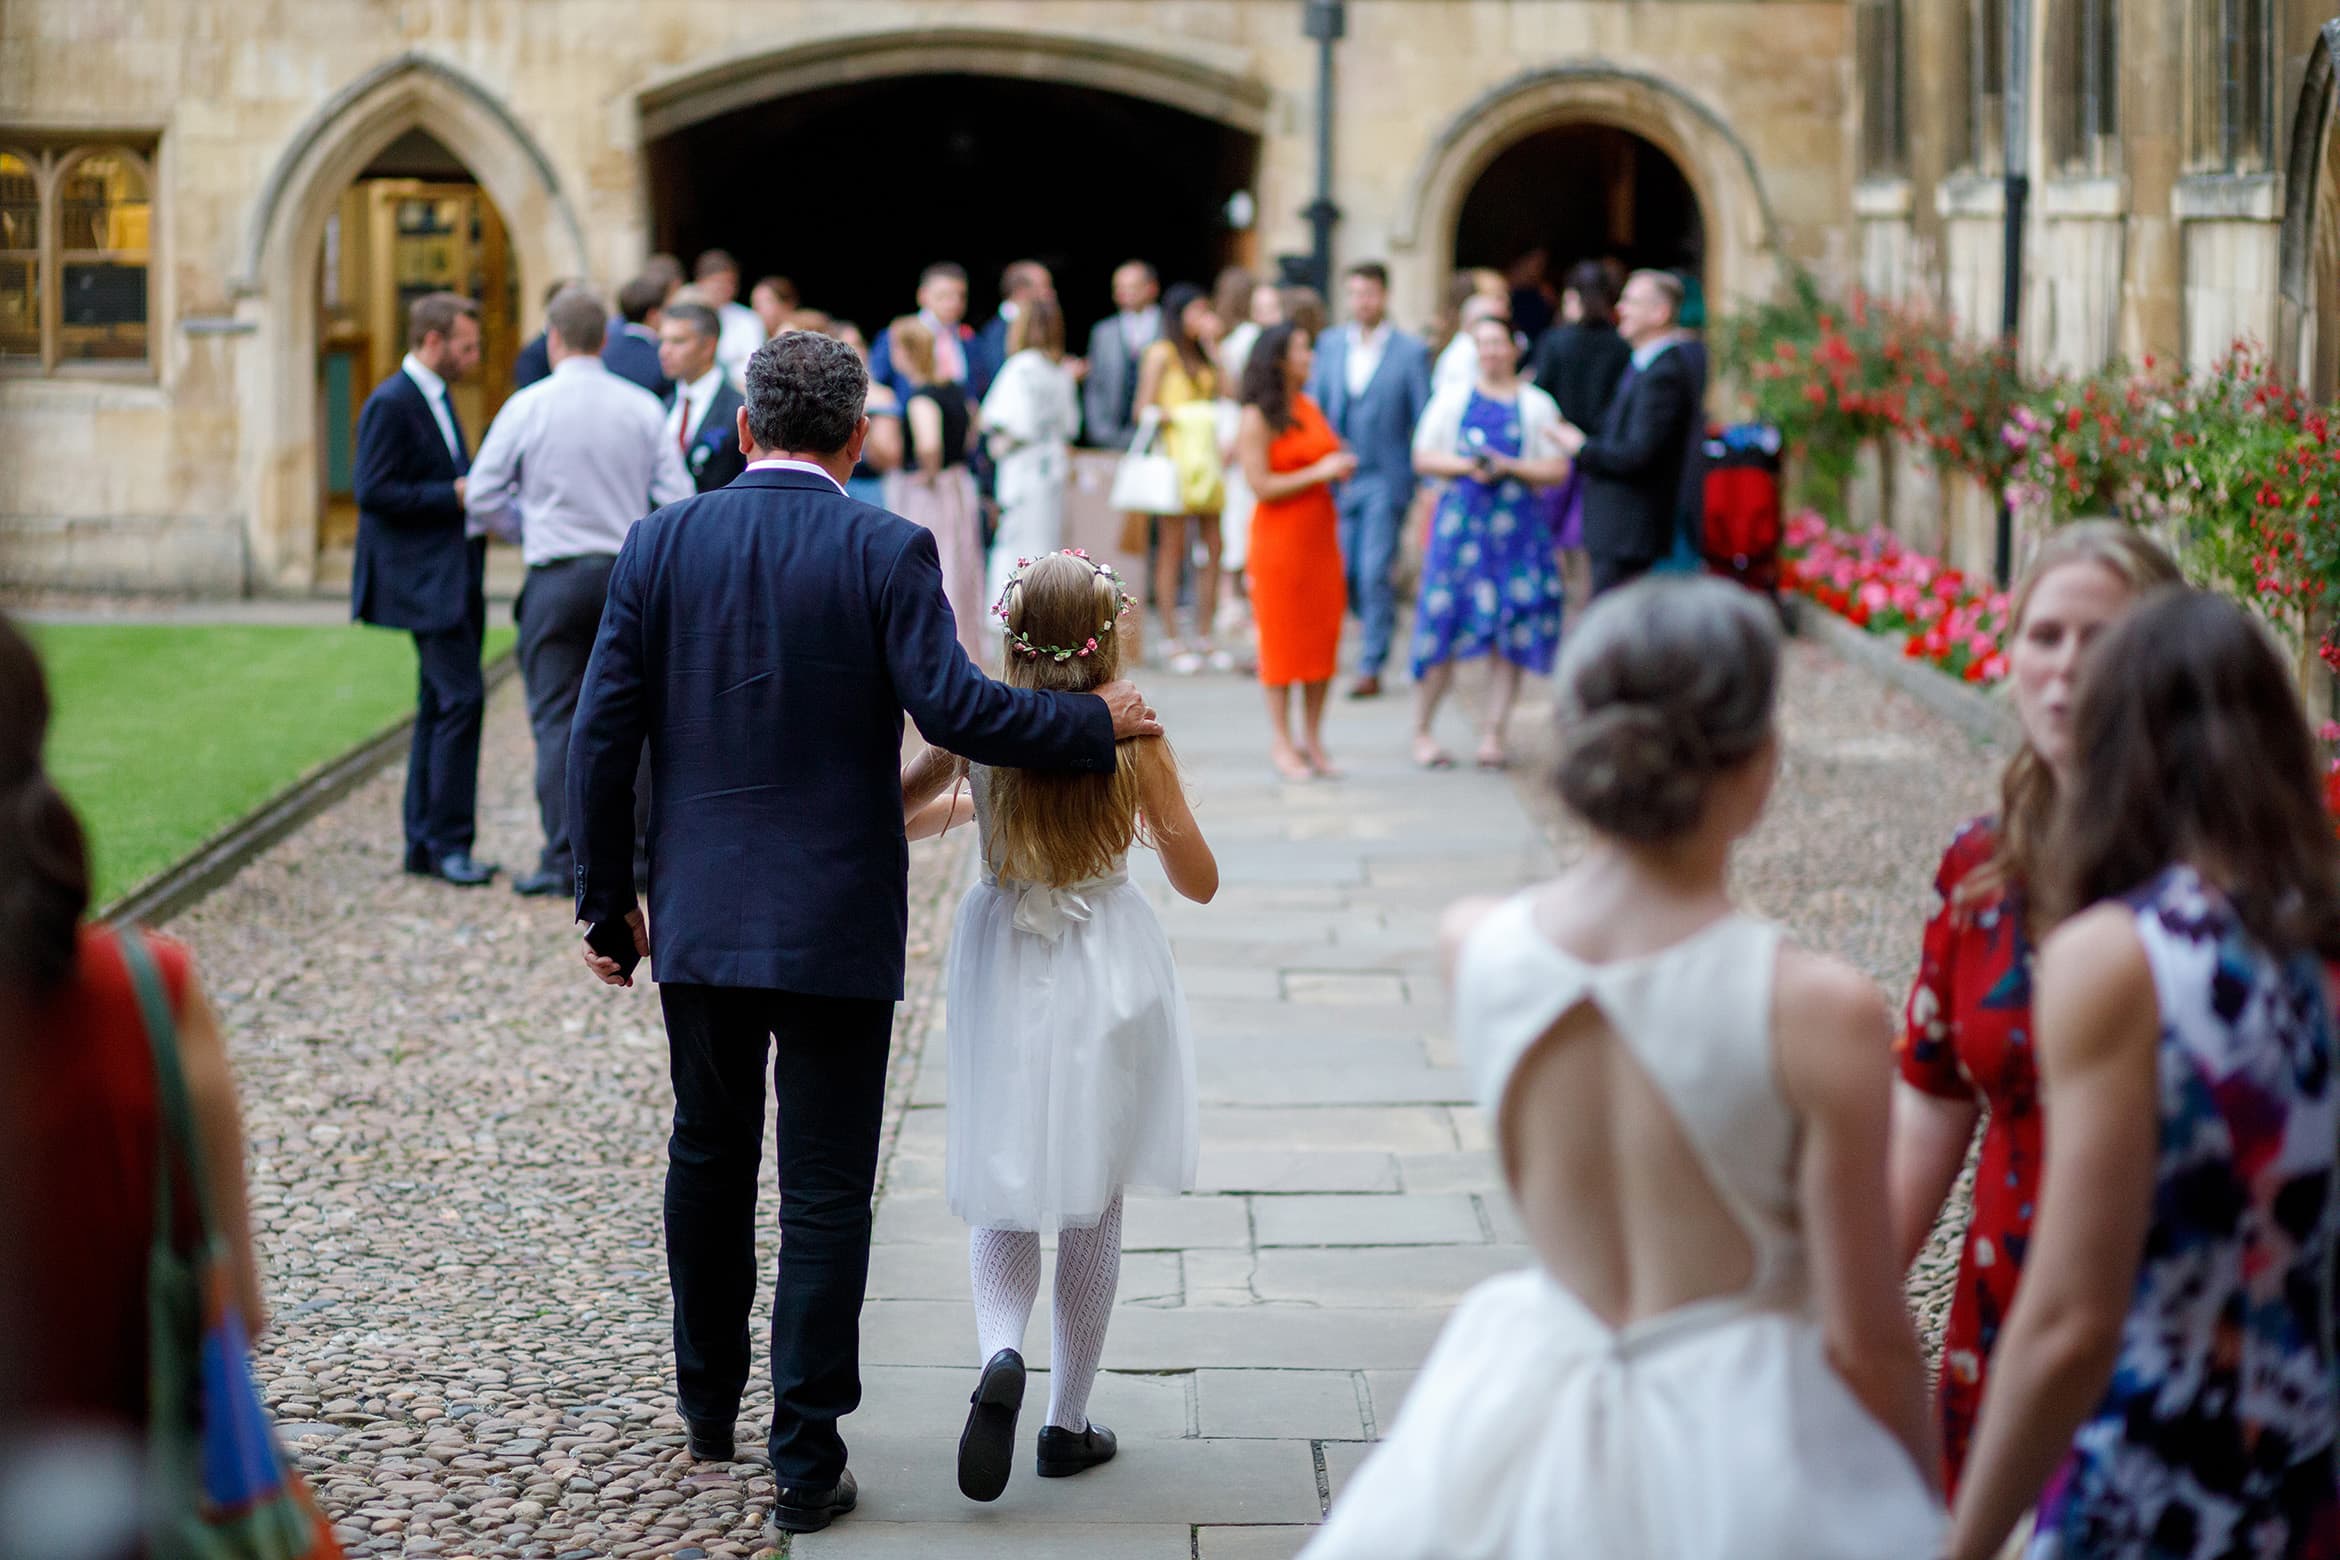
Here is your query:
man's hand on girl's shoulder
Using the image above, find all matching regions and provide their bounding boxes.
[1095,679,1164,741]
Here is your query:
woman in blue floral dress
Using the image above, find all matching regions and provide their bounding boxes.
[1945,589,2340,1560]
[1405,317,1570,770]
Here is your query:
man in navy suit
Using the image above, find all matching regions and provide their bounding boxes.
[1307,261,1432,698]
[602,274,673,401]
[971,258,1052,401]
[567,330,1161,1541]
[352,290,500,886]
[656,301,747,493]
[1554,269,1701,595]
[866,261,977,406]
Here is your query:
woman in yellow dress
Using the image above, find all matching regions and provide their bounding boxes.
[1133,283,1228,673]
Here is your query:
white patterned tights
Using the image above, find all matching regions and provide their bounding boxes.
[967,1193,1125,1432]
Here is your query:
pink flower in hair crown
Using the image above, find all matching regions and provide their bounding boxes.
[991,549,1137,662]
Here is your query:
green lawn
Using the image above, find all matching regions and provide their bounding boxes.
[32,623,515,906]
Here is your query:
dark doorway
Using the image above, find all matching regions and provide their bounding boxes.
[647,75,1260,342]
[1454,124,1705,283]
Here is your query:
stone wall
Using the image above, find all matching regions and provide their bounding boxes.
[0,0,1848,596]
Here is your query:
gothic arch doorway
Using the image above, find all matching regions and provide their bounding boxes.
[239,55,585,591]
[2279,22,2340,400]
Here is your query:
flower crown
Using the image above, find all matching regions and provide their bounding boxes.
[991,549,1137,662]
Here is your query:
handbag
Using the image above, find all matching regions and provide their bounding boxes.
[122,930,344,1560]
[1109,409,1184,516]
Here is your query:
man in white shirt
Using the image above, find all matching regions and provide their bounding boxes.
[466,289,693,897]
[658,301,748,493]
[694,249,767,391]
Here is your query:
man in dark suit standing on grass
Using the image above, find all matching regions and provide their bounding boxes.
[351,290,499,887]
[566,330,1162,1542]
[1554,268,1700,596]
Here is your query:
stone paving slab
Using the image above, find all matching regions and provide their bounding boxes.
[1194,1369,1371,1439]
[799,1522,1194,1558]
[1251,1192,1488,1247]
[792,1435,1325,1524]
[1197,1526,1319,1560]
[1193,1149,1403,1194]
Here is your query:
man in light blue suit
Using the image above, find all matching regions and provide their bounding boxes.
[1308,261,1432,697]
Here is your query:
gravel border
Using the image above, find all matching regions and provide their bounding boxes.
[1790,599,2020,749]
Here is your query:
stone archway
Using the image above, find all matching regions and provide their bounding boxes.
[634,25,1271,142]
[2278,21,2340,399]
[1390,64,1783,325]
[235,53,587,591]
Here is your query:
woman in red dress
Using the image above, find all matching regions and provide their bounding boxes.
[1235,323,1354,781]
[0,613,263,1445]
[1888,524,2179,1493]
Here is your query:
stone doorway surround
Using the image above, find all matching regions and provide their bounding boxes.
[2279,21,2340,401]
[232,53,589,593]
[1387,63,1784,329]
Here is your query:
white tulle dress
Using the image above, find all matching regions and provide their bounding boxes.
[1302,895,1946,1559]
[943,765,1199,1233]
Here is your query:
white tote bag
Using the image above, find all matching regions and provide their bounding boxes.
[1109,409,1184,516]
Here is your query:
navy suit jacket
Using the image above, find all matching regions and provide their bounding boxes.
[1308,327,1432,501]
[676,381,748,493]
[603,323,673,401]
[351,370,474,634]
[971,315,1010,400]
[514,331,549,391]
[1577,344,1699,565]
[567,467,1117,999]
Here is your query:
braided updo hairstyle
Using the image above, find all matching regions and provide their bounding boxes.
[1554,576,1780,843]
[0,613,89,990]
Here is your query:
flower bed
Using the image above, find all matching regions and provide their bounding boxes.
[1783,513,2011,685]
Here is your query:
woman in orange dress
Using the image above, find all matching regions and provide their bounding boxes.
[1236,323,1356,780]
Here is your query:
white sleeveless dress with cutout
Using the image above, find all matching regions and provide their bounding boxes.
[1302,894,1945,1558]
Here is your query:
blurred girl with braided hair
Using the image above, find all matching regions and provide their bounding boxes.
[898,551,1216,1505]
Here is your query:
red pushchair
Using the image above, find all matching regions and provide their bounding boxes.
[1698,423,1784,598]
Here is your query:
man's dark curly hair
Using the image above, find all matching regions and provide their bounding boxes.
[744,330,868,455]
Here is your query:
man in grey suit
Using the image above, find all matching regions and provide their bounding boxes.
[1307,261,1432,698]
[1080,260,1161,449]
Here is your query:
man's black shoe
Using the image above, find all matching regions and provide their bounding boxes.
[428,853,499,887]
[403,845,433,876]
[684,1417,734,1462]
[762,1469,857,1537]
[1036,1421,1117,1478]
[957,1349,1026,1502]
[511,868,566,897]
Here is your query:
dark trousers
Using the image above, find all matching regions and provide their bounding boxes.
[659,983,894,1487]
[402,540,488,863]
[1590,550,1656,598]
[517,554,621,876]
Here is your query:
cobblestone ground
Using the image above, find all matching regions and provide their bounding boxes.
[167,627,2000,1559]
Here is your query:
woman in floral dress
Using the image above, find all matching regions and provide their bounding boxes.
[1891,525,2179,1494]
[1945,588,2340,1559]
[1405,316,1570,770]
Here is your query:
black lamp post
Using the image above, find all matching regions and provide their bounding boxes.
[1994,0,2031,585]
[1302,0,1346,295]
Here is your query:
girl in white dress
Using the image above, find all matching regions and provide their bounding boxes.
[1304,575,1944,1560]
[900,550,1218,1505]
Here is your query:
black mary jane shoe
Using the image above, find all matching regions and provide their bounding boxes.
[762,1468,857,1537]
[957,1348,1026,1502]
[1036,1421,1117,1478]
[684,1417,734,1462]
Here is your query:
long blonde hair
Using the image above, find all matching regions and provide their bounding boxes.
[982,553,1167,886]
[1977,521,2184,908]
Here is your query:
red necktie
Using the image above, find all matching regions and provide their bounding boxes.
[676,398,692,454]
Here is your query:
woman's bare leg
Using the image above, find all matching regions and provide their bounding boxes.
[1193,515,1224,654]
[1264,682,1312,779]
[1478,660,1524,767]
[1411,662,1456,768]
[1299,679,1338,777]
[1153,516,1188,653]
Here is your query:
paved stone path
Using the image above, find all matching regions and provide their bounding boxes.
[160,618,1999,1558]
